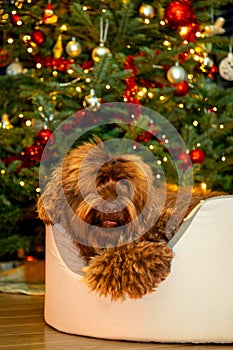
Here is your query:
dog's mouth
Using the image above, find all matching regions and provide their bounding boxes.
[97,219,119,228]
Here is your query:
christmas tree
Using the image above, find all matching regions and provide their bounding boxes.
[0,0,233,259]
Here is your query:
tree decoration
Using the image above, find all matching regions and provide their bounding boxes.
[136,131,152,143]
[6,58,23,76]
[21,145,43,167]
[190,149,205,164]
[122,55,140,105]
[34,55,74,72]
[172,80,189,96]
[165,0,195,29]
[166,61,186,83]
[139,4,155,20]
[180,22,200,43]
[83,89,101,111]
[0,49,11,67]
[204,17,225,37]
[65,37,82,58]
[41,2,58,24]
[203,55,214,68]
[207,65,218,79]
[35,128,54,146]
[219,38,233,81]
[10,12,22,26]
[30,29,46,46]
[177,151,191,170]
[0,113,13,129]
[92,18,111,62]
[53,34,63,59]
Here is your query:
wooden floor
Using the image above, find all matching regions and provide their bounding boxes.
[0,293,232,350]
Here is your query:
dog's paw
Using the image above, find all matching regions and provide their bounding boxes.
[82,241,173,301]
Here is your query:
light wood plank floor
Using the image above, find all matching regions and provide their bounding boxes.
[0,293,232,350]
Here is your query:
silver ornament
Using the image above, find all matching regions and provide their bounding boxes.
[6,58,23,76]
[92,43,111,63]
[219,53,233,81]
[65,37,82,58]
[139,4,155,19]
[83,89,101,111]
[167,62,186,83]
[203,55,214,68]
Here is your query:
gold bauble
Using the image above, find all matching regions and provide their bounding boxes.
[139,4,155,19]
[92,44,111,63]
[167,63,186,84]
[65,37,82,58]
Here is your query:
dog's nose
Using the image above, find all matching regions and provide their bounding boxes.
[103,201,119,213]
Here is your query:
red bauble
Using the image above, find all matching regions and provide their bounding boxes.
[35,128,54,146]
[10,13,21,26]
[136,131,152,143]
[173,80,189,96]
[181,22,200,43]
[165,0,194,28]
[30,30,46,46]
[177,151,191,170]
[208,65,218,79]
[21,144,43,167]
[190,149,205,164]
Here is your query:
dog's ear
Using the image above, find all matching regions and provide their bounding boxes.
[37,167,63,225]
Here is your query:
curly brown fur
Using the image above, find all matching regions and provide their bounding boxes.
[37,137,224,301]
[83,241,173,301]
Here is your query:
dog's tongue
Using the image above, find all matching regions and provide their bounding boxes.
[102,220,117,228]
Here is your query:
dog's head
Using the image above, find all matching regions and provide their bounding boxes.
[58,138,159,251]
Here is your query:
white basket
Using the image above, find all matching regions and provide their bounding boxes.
[44,196,233,343]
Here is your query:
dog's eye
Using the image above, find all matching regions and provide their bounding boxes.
[117,179,132,196]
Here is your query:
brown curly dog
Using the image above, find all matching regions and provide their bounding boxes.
[38,137,221,301]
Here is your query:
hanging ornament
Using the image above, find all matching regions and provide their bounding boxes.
[219,38,233,81]
[41,1,58,24]
[172,80,189,96]
[53,34,63,59]
[6,58,23,76]
[177,151,191,170]
[35,128,54,146]
[167,61,186,83]
[136,131,152,143]
[203,54,214,68]
[180,22,200,43]
[65,37,82,58]
[92,18,111,63]
[0,113,13,129]
[0,49,11,68]
[208,65,218,79]
[205,17,225,37]
[10,12,22,26]
[165,0,194,29]
[139,4,155,19]
[83,89,101,111]
[190,149,205,164]
[21,145,43,167]
[31,29,46,46]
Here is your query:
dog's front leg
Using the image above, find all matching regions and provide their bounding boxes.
[83,241,173,301]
